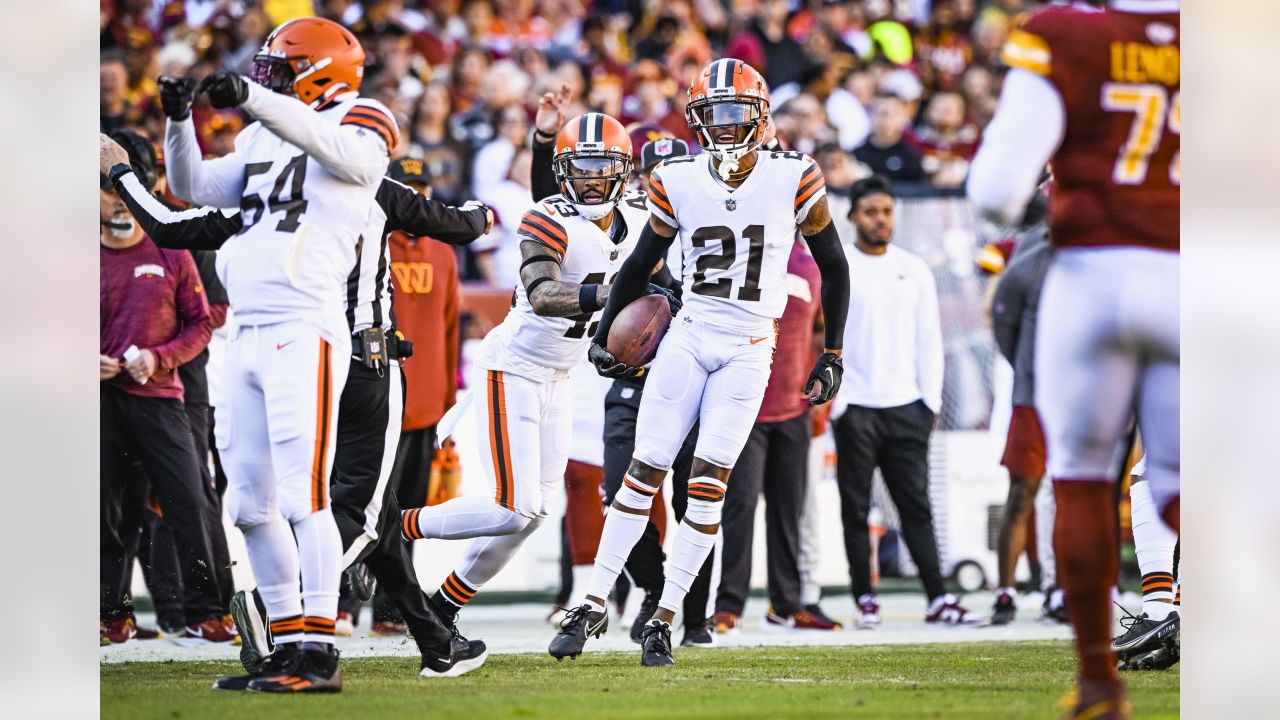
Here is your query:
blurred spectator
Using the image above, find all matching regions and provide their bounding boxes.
[101,51,134,132]
[852,94,925,183]
[913,0,973,93]
[579,14,627,78]
[814,142,864,244]
[747,0,813,88]
[774,94,834,157]
[634,15,681,62]
[906,91,979,188]
[410,82,471,206]
[620,60,689,141]
[960,64,1000,130]
[472,147,533,287]
[473,103,529,202]
[220,9,271,74]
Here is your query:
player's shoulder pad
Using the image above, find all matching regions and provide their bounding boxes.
[1004,4,1101,78]
[518,200,569,256]
[340,97,400,150]
[794,154,826,215]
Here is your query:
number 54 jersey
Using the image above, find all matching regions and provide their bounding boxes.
[646,150,826,328]
[480,190,650,377]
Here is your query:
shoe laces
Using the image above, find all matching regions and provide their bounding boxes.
[640,622,671,653]
[557,604,592,633]
[1113,602,1152,633]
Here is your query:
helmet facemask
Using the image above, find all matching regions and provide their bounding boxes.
[553,152,632,222]
[687,98,766,180]
[250,55,297,95]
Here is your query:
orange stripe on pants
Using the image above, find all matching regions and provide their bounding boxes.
[487,371,515,509]
[311,339,333,511]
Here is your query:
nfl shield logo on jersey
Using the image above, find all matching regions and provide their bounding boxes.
[724,198,737,212]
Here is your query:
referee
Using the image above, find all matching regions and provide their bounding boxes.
[103,131,494,677]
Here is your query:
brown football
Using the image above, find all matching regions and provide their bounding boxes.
[606,294,672,367]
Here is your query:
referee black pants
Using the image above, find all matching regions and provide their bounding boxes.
[832,400,946,600]
[716,413,810,618]
[329,360,452,651]
[602,379,712,627]
[100,385,222,624]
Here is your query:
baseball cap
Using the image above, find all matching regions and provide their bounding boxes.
[639,137,690,173]
[389,156,431,186]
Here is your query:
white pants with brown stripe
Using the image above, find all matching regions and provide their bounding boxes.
[216,320,349,643]
[405,365,571,608]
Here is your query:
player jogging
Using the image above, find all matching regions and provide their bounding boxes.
[967,2,1179,717]
[549,59,851,667]
[399,113,680,625]
[163,17,398,692]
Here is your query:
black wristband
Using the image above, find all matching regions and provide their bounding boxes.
[579,284,601,313]
[533,129,555,144]
[109,162,133,183]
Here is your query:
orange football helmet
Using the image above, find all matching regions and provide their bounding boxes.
[251,18,365,108]
[553,112,633,220]
[685,59,771,168]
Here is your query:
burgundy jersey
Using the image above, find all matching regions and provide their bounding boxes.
[1004,5,1179,251]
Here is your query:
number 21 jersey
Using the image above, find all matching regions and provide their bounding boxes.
[647,150,826,327]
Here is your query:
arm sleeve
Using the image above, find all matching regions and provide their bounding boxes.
[650,260,681,293]
[151,252,212,371]
[378,178,488,245]
[530,135,560,202]
[114,171,243,250]
[966,68,1065,224]
[164,117,246,208]
[915,261,945,413]
[803,222,850,350]
[240,83,389,186]
[591,222,675,346]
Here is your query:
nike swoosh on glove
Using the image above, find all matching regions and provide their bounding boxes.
[803,352,843,405]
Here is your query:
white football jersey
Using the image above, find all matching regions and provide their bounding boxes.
[647,150,826,327]
[211,96,396,339]
[489,190,650,371]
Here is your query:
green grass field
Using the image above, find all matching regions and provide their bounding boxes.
[101,641,1178,719]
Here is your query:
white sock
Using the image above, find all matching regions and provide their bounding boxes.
[241,516,303,642]
[657,521,717,614]
[455,516,544,587]
[586,507,651,608]
[1131,480,1177,620]
[417,496,529,539]
[292,508,343,644]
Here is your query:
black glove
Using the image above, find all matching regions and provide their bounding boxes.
[589,342,644,380]
[645,283,682,317]
[198,71,250,109]
[157,76,196,121]
[803,352,843,405]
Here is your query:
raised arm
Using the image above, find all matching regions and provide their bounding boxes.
[112,169,242,250]
[530,83,572,202]
[378,178,492,245]
[158,76,247,208]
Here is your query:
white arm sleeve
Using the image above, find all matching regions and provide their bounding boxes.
[240,82,387,187]
[164,118,246,208]
[966,69,1066,225]
[915,261,945,413]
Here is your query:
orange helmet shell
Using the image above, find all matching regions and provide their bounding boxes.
[256,18,365,107]
[552,113,634,215]
[686,59,771,153]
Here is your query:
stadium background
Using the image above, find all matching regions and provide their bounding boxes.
[101,0,1084,601]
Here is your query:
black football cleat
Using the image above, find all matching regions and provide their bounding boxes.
[421,623,488,678]
[1112,608,1179,660]
[640,619,675,667]
[227,589,273,674]
[548,604,608,660]
[248,646,342,693]
[345,562,376,603]
[990,590,1017,626]
[680,621,715,648]
[629,590,661,644]
[213,642,301,691]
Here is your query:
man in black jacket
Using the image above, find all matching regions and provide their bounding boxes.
[102,122,492,680]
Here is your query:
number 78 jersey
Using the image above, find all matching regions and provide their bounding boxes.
[647,150,825,327]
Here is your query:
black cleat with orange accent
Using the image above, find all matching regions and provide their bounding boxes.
[213,643,302,691]
[549,604,608,660]
[248,646,342,693]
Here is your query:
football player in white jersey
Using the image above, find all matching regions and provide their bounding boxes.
[549,59,852,666]
[161,17,398,692]
[400,113,680,624]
